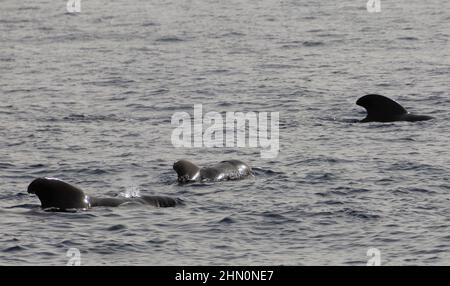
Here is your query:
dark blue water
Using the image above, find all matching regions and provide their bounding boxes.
[0,0,449,265]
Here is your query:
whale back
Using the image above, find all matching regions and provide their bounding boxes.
[201,160,252,181]
[27,178,90,210]
[356,94,408,122]
[173,160,201,183]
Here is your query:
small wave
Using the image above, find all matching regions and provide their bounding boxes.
[316,187,371,197]
[302,41,325,47]
[258,63,300,69]
[4,88,33,94]
[85,78,136,88]
[61,168,110,175]
[156,36,184,43]
[38,26,53,32]
[334,118,360,123]
[392,188,437,195]
[340,208,380,220]
[320,200,344,205]
[3,245,28,253]
[259,211,297,223]
[18,6,40,11]
[251,167,283,176]
[142,21,159,27]
[0,57,15,62]
[0,19,31,24]
[147,239,168,245]
[106,224,127,231]
[288,157,354,166]
[218,216,236,224]
[280,41,325,49]
[59,240,83,247]
[5,204,37,210]
[331,187,372,195]
[307,207,380,220]
[387,162,444,173]
[218,31,246,38]
[0,162,15,168]
[304,172,337,183]
[375,82,392,87]
[59,113,125,123]
[209,69,230,74]
[397,37,419,41]
[29,163,46,168]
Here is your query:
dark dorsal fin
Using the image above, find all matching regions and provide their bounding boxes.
[27,178,90,210]
[356,94,408,122]
[173,160,201,183]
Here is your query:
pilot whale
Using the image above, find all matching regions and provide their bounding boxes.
[173,160,253,183]
[28,177,180,211]
[356,94,434,123]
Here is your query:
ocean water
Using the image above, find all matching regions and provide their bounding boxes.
[0,0,449,265]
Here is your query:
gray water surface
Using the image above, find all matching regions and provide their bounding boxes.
[0,0,449,265]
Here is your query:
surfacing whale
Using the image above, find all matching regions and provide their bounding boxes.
[28,177,180,211]
[356,94,433,123]
[173,160,253,183]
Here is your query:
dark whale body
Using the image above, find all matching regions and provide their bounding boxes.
[28,177,180,211]
[173,160,252,183]
[356,94,433,123]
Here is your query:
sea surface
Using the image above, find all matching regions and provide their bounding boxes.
[0,0,449,265]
